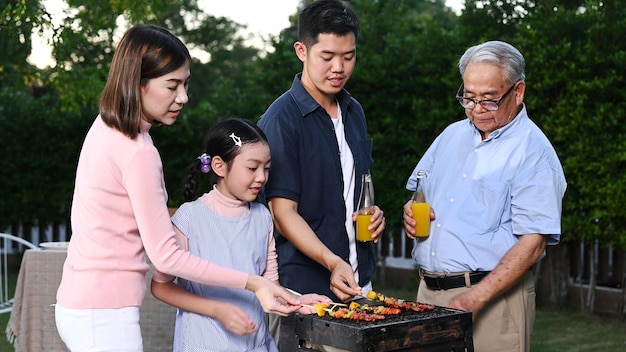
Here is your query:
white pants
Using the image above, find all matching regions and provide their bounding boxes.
[55,304,143,352]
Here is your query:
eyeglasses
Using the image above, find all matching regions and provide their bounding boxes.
[455,81,518,111]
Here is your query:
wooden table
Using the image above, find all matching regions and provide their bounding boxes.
[7,248,176,351]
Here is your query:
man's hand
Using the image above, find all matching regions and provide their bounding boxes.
[448,234,546,319]
[403,199,434,240]
[352,205,386,243]
[329,258,362,301]
[448,287,489,320]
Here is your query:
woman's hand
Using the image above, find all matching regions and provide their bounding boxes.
[246,275,301,316]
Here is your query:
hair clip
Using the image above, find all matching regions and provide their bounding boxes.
[229,133,242,147]
[197,153,211,173]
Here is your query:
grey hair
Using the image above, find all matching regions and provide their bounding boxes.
[458,41,526,85]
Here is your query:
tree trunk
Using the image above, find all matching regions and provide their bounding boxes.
[536,244,569,307]
[586,244,596,314]
[622,250,626,317]
[551,244,569,306]
[577,241,585,312]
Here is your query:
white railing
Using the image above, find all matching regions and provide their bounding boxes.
[375,229,416,270]
[4,223,419,271]
[2,222,69,251]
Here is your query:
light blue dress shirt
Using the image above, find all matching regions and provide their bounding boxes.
[406,105,566,273]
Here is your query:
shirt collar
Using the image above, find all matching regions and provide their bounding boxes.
[200,185,248,218]
[289,73,352,119]
[210,185,246,208]
[139,118,152,133]
[467,103,528,141]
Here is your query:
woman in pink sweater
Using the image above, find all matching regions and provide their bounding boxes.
[55,24,300,352]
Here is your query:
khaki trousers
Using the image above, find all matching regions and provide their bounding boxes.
[417,271,535,352]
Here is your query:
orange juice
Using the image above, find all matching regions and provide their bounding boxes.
[411,202,431,238]
[356,214,374,242]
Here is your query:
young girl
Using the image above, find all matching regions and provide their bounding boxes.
[55,25,300,352]
[151,118,329,351]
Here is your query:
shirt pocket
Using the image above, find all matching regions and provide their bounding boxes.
[472,179,510,233]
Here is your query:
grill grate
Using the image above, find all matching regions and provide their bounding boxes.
[295,305,474,352]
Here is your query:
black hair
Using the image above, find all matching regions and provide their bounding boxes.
[183,118,269,201]
[298,0,360,48]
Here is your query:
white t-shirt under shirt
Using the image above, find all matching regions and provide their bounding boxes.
[331,107,362,287]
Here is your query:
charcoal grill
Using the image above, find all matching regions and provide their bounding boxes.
[295,304,473,351]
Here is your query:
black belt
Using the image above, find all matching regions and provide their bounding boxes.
[422,271,490,290]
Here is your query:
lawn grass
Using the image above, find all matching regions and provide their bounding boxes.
[0,274,624,351]
[532,307,626,352]
[0,314,10,352]
[0,264,18,352]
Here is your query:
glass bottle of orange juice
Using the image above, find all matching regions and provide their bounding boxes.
[356,173,375,242]
[411,170,430,238]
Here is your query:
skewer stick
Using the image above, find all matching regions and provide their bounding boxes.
[301,302,349,317]
[301,304,331,310]
[301,302,346,308]
[301,304,337,316]
[285,288,347,306]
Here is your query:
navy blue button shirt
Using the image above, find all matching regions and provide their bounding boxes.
[258,74,375,301]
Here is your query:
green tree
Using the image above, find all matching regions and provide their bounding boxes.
[521,0,626,248]
[515,0,626,311]
[0,0,47,87]
[4,0,625,313]
[0,0,268,228]
[243,0,463,245]
[347,0,462,240]
[455,0,626,309]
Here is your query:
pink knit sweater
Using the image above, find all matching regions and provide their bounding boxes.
[56,116,248,309]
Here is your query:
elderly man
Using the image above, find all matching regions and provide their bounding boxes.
[403,40,566,352]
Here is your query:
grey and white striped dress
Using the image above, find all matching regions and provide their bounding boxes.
[171,199,278,352]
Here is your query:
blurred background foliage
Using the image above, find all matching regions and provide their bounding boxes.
[1,0,625,268]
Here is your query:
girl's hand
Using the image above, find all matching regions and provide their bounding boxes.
[213,303,259,335]
[297,293,332,314]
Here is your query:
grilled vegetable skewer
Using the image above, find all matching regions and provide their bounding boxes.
[303,303,386,321]
[348,301,401,315]
[301,303,347,316]
[365,290,435,312]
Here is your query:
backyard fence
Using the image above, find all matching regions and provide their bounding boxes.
[4,221,624,316]
[2,221,69,253]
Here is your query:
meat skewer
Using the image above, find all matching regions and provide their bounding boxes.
[348,301,401,315]
[365,290,435,312]
[302,303,386,321]
[332,307,386,321]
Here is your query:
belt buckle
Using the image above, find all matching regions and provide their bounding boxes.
[434,276,445,290]
[424,273,446,290]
